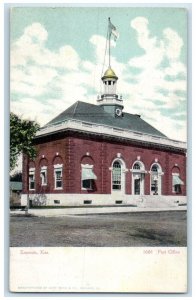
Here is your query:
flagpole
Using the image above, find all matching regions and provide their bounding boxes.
[108,17,111,68]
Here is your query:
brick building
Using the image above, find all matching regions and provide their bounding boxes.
[21,65,186,208]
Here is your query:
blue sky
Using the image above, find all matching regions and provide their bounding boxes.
[10,7,187,141]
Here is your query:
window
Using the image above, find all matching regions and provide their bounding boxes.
[54,200,60,204]
[174,184,181,194]
[151,165,158,172]
[112,161,121,190]
[151,178,158,193]
[82,179,92,190]
[172,173,183,194]
[84,200,92,204]
[40,167,47,186]
[151,165,158,194]
[29,168,35,190]
[150,163,162,195]
[54,164,63,189]
[81,164,97,190]
[133,163,141,170]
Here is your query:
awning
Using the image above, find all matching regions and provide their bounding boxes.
[82,168,97,180]
[173,175,184,185]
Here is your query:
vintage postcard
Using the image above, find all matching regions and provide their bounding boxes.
[10,6,187,293]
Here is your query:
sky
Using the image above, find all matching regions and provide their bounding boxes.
[10,7,187,142]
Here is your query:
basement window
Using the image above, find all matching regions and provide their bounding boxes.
[115,200,123,204]
[83,200,92,205]
[54,200,60,204]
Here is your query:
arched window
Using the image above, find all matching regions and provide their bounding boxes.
[112,161,121,190]
[150,163,162,195]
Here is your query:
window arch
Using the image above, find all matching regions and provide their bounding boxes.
[151,163,162,173]
[132,161,145,171]
[133,163,140,170]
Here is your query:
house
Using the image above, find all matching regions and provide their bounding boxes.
[10,181,22,207]
[21,65,186,207]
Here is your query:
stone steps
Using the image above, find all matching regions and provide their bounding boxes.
[136,196,179,208]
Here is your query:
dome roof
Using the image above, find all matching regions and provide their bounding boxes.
[102,67,118,80]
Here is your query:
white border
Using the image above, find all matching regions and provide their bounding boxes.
[2,1,194,299]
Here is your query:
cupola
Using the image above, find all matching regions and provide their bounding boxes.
[97,18,124,117]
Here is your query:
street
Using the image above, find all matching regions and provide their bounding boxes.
[10,211,187,247]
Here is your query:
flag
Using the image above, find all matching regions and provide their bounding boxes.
[109,19,119,41]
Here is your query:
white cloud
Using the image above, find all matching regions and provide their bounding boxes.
[123,17,186,141]
[10,20,187,142]
[11,23,80,71]
[23,22,48,43]
[163,28,184,60]
[131,17,159,52]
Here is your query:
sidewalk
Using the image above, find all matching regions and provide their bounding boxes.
[10,205,187,217]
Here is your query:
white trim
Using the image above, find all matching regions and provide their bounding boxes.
[81,164,93,169]
[36,119,186,150]
[54,164,63,169]
[131,169,147,174]
[29,167,35,171]
[41,166,47,170]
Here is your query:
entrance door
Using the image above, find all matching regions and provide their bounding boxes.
[132,161,145,195]
[134,178,140,195]
[150,164,162,195]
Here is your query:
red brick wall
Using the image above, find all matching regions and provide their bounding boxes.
[22,135,186,196]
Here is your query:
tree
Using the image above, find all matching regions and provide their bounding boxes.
[10,113,40,171]
[10,171,22,182]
